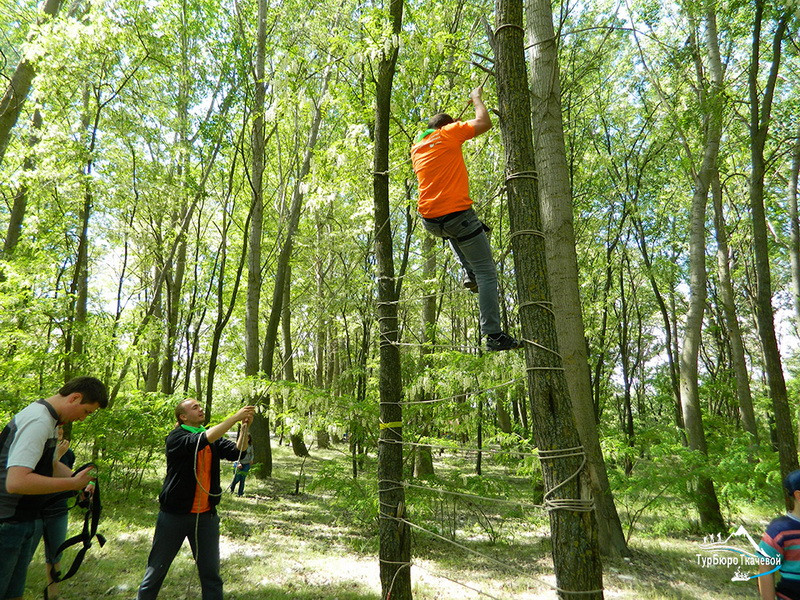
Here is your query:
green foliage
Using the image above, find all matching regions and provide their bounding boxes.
[306,458,379,534]
[0,0,799,553]
[74,391,174,494]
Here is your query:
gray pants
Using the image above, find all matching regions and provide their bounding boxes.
[422,208,502,336]
[137,511,222,600]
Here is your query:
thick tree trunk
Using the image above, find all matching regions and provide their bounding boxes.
[526,0,629,558]
[246,0,271,476]
[0,0,62,167]
[494,1,603,596]
[496,395,512,434]
[748,6,797,477]
[373,0,411,597]
[677,4,725,532]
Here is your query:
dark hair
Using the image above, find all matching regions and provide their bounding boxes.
[59,376,108,408]
[427,113,455,130]
[784,469,800,511]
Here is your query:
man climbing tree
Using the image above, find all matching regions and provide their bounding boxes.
[411,87,522,352]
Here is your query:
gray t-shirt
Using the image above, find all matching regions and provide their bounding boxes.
[0,400,58,521]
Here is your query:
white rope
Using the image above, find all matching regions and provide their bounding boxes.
[380,479,548,511]
[377,437,540,458]
[382,515,603,596]
[413,562,508,600]
[394,378,523,406]
[378,441,593,513]
[542,452,594,513]
[521,338,563,359]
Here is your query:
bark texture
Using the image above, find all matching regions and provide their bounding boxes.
[494,1,603,596]
[748,5,797,477]
[525,0,628,557]
[677,5,725,532]
[0,0,62,167]
[373,0,411,597]
[246,0,271,476]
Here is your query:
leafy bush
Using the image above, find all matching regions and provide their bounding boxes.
[72,391,174,496]
[307,459,379,533]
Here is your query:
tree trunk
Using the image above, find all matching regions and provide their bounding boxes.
[372,0,411,597]
[712,172,758,444]
[748,5,797,477]
[676,2,726,532]
[282,264,310,457]
[3,109,41,256]
[496,394,512,434]
[161,206,187,395]
[245,0,271,476]
[260,69,329,375]
[617,260,635,477]
[789,128,800,342]
[414,233,436,478]
[259,68,330,468]
[632,215,684,433]
[160,1,196,395]
[494,1,603,596]
[0,0,62,167]
[526,0,629,558]
[65,85,96,382]
[314,219,331,449]
[145,265,162,393]
[206,184,249,420]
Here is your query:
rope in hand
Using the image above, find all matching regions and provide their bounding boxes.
[456,72,492,120]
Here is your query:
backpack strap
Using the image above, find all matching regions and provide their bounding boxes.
[44,462,105,600]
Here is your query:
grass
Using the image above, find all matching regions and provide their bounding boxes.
[21,439,773,599]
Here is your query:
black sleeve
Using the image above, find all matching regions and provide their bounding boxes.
[166,428,209,458]
[217,436,242,461]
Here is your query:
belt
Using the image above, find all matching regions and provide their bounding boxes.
[422,209,468,224]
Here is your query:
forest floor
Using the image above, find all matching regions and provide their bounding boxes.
[23,440,768,600]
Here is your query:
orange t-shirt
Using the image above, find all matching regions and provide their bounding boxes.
[410,121,476,218]
[191,445,212,513]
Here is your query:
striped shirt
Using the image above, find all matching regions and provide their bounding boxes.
[760,513,800,599]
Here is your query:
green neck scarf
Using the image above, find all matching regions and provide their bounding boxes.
[180,424,207,433]
[415,128,437,143]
